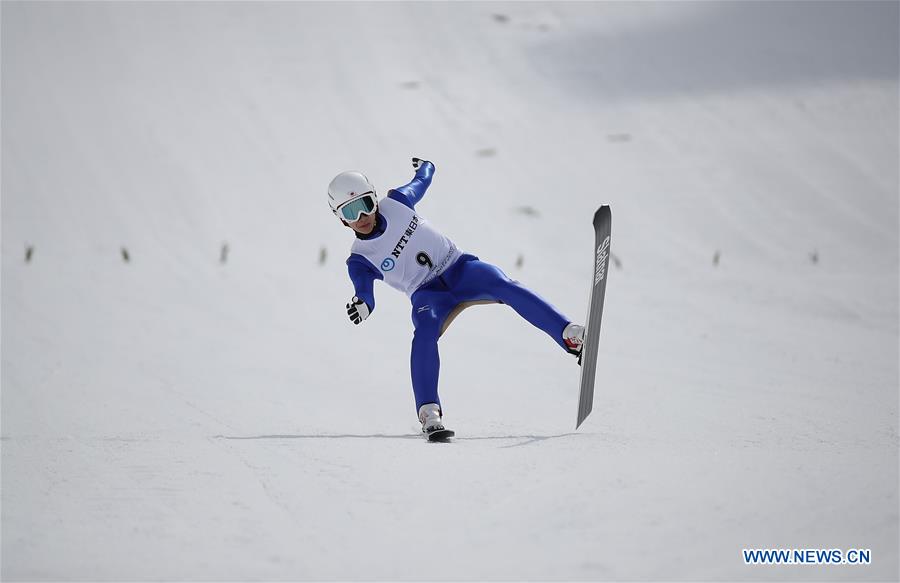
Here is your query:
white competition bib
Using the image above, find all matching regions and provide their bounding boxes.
[351,197,460,296]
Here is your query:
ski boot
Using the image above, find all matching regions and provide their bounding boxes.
[418,403,454,442]
[563,323,585,358]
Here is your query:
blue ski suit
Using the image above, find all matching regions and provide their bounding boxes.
[347,163,572,411]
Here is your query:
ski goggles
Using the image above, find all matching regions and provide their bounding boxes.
[337,192,377,223]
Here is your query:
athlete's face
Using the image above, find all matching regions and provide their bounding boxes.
[347,211,376,235]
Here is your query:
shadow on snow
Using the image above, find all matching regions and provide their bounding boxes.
[214,433,582,447]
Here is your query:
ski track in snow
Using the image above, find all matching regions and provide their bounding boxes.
[2,2,898,581]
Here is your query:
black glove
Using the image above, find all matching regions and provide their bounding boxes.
[346,296,371,325]
[412,157,430,170]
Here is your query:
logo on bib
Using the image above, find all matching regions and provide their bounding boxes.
[381,257,395,271]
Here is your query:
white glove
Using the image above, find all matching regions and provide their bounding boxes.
[412,157,430,170]
[346,296,371,325]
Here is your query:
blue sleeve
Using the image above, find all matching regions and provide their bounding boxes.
[347,253,383,311]
[387,161,435,209]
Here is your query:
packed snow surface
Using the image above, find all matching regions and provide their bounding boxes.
[2,2,898,580]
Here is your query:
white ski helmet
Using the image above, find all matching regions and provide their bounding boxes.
[328,171,378,219]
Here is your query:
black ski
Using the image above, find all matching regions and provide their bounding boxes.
[426,428,455,442]
[576,206,612,429]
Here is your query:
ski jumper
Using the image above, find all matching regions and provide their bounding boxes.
[346,162,572,411]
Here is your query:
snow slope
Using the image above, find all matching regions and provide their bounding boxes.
[2,2,898,580]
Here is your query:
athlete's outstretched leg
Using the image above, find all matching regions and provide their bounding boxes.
[410,326,440,411]
[452,260,572,351]
[409,293,453,412]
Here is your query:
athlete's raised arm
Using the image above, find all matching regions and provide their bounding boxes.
[387,157,435,209]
